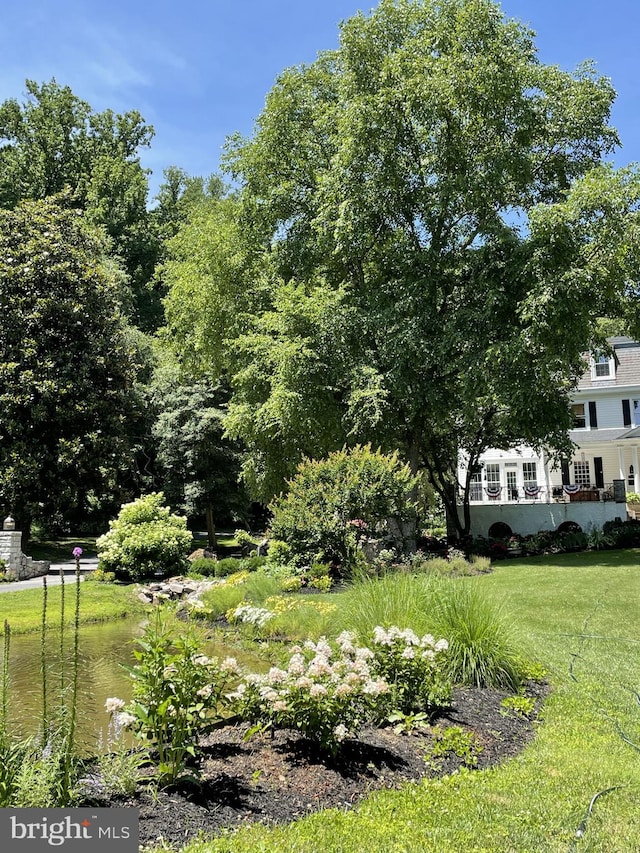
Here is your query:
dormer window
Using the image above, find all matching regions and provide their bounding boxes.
[591,354,615,380]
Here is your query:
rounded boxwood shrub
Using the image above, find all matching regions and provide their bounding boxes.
[96,492,192,582]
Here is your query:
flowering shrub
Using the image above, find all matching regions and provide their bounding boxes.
[269,445,419,571]
[96,492,192,581]
[229,635,389,754]
[115,610,240,785]
[370,626,452,716]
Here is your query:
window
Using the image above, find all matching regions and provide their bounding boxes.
[571,403,586,429]
[523,462,537,488]
[573,461,591,487]
[591,354,615,380]
[469,471,482,502]
[629,465,635,489]
[485,463,501,499]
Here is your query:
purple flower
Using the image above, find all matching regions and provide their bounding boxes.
[72,547,83,558]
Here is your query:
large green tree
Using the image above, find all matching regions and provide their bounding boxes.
[164,0,640,536]
[0,79,163,329]
[0,196,144,538]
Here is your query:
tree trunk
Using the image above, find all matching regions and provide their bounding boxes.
[205,504,217,548]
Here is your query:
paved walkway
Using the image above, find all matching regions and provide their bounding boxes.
[0,557,99,594]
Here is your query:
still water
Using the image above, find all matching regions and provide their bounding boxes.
[2,617,263,754]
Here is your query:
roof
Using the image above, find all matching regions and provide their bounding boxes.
[570,426,640,443]
[577,338,640,390]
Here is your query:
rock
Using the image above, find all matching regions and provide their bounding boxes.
[138,591,153,603]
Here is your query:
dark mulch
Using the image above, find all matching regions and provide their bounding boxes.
[91,681,548,850]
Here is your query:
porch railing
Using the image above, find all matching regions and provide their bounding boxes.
[465,483,621,504]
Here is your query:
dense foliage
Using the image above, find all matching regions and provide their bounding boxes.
[160,0,640,537]
[269,445,419,569]
[0,197,143,535]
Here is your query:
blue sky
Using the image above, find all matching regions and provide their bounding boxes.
[2,1,639,198]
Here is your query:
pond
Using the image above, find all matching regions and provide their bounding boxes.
[2,616,265,754]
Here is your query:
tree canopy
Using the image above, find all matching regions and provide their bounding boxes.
[159,0,640,536]
[0,79,165,329]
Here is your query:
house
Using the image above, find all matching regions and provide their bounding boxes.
[459,337,640,538]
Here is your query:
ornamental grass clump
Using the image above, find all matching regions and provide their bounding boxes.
[229,635,389,754]
[431,580,523,690]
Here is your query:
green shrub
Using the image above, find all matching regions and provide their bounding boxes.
[189,557,219,577]
[96,493,192,582]
[430,580,523,690]
[602,519,640,547]
[240,555,267,573]
[85,568,115,583]
[214,557,243,577]
[235,528,257,555]
[117,610,240,786]
[266,539,293,566]
[309,574,333,592]
[269,444,419,571]
[279,576,303,593]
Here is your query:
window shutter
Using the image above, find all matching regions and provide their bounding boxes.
[594,457,604,489]
[561,462,570,485]
[588,401,598,429]
[623,399,631,428]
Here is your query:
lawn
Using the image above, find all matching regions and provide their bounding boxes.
[0,581,147,634]
[167,550,640,853]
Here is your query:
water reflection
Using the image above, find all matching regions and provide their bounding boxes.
[2,618,265,754]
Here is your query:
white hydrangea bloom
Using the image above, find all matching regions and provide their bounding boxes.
[268,667,288,684]
[115,711,136,729]
[334,723,348,742]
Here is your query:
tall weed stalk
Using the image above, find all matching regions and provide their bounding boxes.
[0,567,84,806]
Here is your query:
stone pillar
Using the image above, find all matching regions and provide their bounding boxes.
[0,516,49,579]
[0,529,23,572]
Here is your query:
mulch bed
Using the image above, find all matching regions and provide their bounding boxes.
[93,680,548,850]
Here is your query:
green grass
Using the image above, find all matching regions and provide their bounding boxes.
[25,536,98,563]
[0,582,147,634]
[162,549,640,853]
